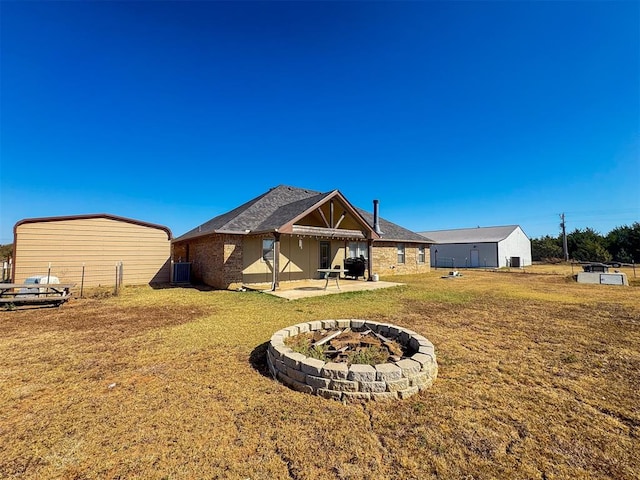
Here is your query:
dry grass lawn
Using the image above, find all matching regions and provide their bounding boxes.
[1,267,639,479]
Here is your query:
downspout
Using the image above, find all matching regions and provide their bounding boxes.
[367,239,373,281]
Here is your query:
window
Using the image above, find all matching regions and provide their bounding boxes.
[418,246,425,264]
[262,238,274,262]
[348,241,368,259]
[397,243,405,264]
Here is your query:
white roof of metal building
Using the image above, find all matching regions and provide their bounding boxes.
[418,225,522,244]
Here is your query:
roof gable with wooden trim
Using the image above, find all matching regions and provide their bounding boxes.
[175,185,379,242]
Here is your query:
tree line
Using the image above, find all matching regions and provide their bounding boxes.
[532,222,640,263]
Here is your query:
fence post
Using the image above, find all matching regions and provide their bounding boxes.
[80,263,85,298]
[114,263,119,295]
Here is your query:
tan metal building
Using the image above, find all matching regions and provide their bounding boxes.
[13,214,172,287]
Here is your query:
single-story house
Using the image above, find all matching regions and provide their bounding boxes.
[171,185,432,290]
[12,214,172,286]
[418,225,531,269]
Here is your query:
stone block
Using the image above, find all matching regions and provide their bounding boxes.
[411,353,434,368]
[301,357,325,376]
[285,326,299,337]
[308,321,323,331]
[306,375,331,389]
[322,362,349,379]
[386,378,410,392]
[387,326,401,339]
[350,319,365,329]
[359,381,387,393]
[321,320,337,329]
[275,329,290,338]
[296,323,310,334]
[287,366,307,383]
[336,319,351,328]
[283,352,306,369]
[275,359,287,373]
[276,371,313,394]
[409,371,431,388]
[343,392,371,402]
[416,378,434,391]
[418,345,436,358]
[317,388,342,401]
[398,386,419,399]
[270,333,286,346]
[375,363,402,382]
[364,321,381,331]
[396,359,421,377]
[347,364,376,382]
[371,391,398,401]
[270,344,292,361]
[330,379,359,392]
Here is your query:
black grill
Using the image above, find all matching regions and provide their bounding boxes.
[344,256,367,279]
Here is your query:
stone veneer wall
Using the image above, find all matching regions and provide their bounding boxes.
[267,319,438,401]
[372,242,431,276]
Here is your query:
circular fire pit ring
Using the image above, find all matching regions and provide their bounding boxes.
[267,319,437,401]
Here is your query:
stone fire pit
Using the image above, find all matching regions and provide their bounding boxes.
[267,319,437,401]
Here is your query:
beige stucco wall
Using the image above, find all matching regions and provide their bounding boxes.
[371,242,430,276]
[242,235,345,285]
[14,217,171,287]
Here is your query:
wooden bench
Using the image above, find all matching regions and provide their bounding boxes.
[0,283,75,308]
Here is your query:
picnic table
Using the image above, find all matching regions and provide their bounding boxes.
[317,268,344,290]
[0,283,75,307]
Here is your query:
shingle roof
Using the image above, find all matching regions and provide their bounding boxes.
[418,225,521,244]
[175,185,326,241]
[174,185,430,244]
[356,209,433,243]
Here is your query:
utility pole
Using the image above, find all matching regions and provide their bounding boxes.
[560,213,569,262]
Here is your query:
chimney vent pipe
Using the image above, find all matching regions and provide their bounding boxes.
[373,200,383,235]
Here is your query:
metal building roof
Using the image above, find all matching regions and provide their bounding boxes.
[418,225,522,244]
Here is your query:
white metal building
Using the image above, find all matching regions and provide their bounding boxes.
[418,225,531,269]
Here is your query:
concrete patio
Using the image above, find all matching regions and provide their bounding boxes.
[244,278,404,300]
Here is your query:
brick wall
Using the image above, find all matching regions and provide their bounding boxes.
[372,242,430,276]
[172,234,244,290]
[222,235,243,290]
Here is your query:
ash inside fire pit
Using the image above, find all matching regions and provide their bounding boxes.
[285,327,409,365]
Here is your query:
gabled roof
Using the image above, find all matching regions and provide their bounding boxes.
[14,213,173,240]
[174,185,429,244]
[175,185,337,241]
[418,225,523,244]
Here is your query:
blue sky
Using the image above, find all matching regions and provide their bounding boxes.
[1,0,638,244]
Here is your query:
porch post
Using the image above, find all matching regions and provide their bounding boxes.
[272,232,281,290]
[367,239,374,281]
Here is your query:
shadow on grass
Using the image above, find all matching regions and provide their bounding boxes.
[149,282,215,292]
[249,341,273,379]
